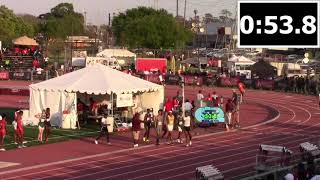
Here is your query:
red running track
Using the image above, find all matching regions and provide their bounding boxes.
[0,85,319,180]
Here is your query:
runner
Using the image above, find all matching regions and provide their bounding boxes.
[44,108,51,143]
[95,113,111,145]
[212,91,220,107]
[155,110,163,145]
[196,90,204,107]
[184,112,192,147]
[166,111,175,145]
[176,111,184,143]
[143,109,154,143]
[132,111,142,148]
[16,111,25,148]
[0,114,8,151]
[225,99,235,131]
[232,90,241,128]
[162,98,173,138]
[238,81,246,103]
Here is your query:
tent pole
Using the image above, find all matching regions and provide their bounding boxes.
[111,92,114,117]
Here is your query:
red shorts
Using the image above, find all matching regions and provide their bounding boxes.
[0,131,6,137]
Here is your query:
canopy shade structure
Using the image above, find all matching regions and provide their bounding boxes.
[228,55,255,64]
[12,36,39,46]
[30,63,162,95]
[97,49,136,58]
[29,63,164,128]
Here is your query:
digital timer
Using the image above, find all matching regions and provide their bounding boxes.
[238,0,320,48]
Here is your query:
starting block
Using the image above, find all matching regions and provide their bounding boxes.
[300,142,320,157]
[196,165,224,180]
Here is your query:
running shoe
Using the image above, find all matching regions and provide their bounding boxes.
[107,142,111,145]
[186,144,189,147]
[95,140,98,145]
[134,144,139,148]
[0,148,5,151]
[18,146,23,149]
[22,145,27,148]
[143,137,146,142]
[189,141,192,146]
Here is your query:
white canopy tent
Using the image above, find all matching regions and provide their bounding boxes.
[97,49,136,66]
[29,64,164,128]
[227,55,255,79]
[97,49,136,58]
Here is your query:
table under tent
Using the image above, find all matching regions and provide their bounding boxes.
[28,63,164,130]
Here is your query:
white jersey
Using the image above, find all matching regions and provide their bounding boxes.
[197,93,204,101]
[184,116,191,127]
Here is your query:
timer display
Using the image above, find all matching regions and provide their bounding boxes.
[238,0,320,48]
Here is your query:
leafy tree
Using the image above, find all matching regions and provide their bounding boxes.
[112,7,192,49]
[203,13,214,24]
[39,3,84,40]
[0,6,35,47]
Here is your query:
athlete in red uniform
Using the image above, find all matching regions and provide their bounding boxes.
[0,114,8,151]
[238,82,246,103]
[16,111,26,148]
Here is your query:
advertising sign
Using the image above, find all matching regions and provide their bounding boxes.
[0,71,9,80]
[195,107,225,125]
[117,94,133,107]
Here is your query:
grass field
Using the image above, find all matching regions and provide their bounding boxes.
[3,124,101,150]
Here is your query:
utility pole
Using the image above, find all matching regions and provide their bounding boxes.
[176,0,179,17]
[183,0,187,27]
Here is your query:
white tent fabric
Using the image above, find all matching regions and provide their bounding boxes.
[97,49,136,58]
[30,63,162,95]
[29,64,164,128]
[228,55,255,64]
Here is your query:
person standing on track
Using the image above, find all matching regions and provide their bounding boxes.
[166,111,175,145]
[155,110,164,145]
[44,108,51,143]
[196,90,204,107]
[184,112,192,147]
[225,99,235,131]
[232,90,241,128]
[143,109,154,143]
[132,110,143,148]
[176,111,184,144]
[16,111,25,148]
[95,113,111,145]
[238,81,246,103]
[162,98,173,138]
[0,114,8,151]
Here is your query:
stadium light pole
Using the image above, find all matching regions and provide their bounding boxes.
[191,9,204,72]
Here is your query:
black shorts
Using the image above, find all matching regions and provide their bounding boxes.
[184,126,191,131]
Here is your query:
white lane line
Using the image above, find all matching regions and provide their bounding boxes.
[126,135,312,180]
[1,95,314,179]
[0,162,20,169]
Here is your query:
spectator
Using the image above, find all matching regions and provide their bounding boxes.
[184,99,193,115]
[44,108,51,143]
[0,114,8,151]
[225,99,235,131]
[95,113,111,145]
[155,110,163,145]
[166,111,175,145]
[184,112,192,147]
[132,111,142,148]
[143,109,154,143]
[197,90,204,107]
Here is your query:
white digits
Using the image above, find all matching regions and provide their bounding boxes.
[302,15,316,34]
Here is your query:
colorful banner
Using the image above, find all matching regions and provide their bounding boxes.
[0,71,9,80]
[195,107,225,125]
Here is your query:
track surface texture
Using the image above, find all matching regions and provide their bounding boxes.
[0,84,320,180]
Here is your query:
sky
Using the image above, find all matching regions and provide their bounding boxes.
[0,0,237,25]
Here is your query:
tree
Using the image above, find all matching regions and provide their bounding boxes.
[39,3,84,40]
[203,13,214,24]
[112,7,192,49]
[0,6,35,47]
